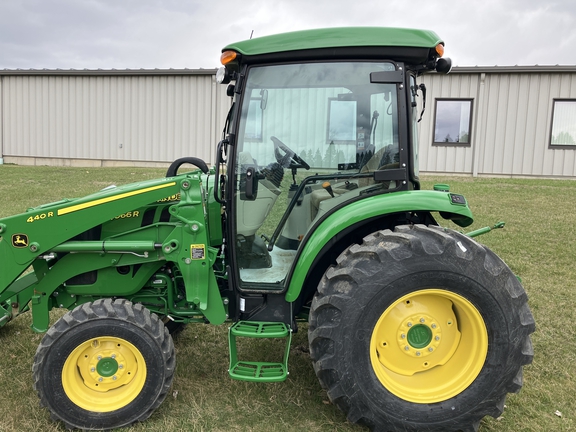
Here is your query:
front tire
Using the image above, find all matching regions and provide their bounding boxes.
[309,224,534,432]
[33,299,175,430]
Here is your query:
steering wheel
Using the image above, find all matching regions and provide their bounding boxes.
[166,157,209,177]
[270,136,310,170]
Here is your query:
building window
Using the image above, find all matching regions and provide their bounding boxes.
[245,98,263,141]
[433,99,473,146]
[327,99,357,144]
[550,100,576,147]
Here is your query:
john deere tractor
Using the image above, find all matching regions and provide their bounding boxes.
[0,27,534,431]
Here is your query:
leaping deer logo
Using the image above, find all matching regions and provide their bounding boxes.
[12,234,29,248]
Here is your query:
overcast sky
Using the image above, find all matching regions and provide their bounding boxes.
[1,0,575,70]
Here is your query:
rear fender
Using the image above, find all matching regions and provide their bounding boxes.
[285,190,473,302]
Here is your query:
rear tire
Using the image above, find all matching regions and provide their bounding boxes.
[33,298,175,430]
[309,224,534,432]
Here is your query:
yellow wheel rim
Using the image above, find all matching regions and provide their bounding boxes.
[370,289,488,403]
[62,336,147,412]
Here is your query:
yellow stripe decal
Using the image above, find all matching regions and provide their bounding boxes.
[57,182,177,216]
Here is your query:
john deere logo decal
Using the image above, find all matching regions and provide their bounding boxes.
[12,234,29,248]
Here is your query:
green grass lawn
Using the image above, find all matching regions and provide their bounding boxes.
[0,165,574,431]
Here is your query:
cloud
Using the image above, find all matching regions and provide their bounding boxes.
[437,1,576,66]
[0,0,574,69]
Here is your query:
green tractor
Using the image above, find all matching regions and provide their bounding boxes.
[0,27,534,431]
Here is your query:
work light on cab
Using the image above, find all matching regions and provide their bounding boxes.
[216,66,230,84]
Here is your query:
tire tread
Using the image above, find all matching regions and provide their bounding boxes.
[309,224,534,432]
[32,298,175,430]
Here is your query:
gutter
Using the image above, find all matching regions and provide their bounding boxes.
[0,68,218,77]
[451,65,576,74]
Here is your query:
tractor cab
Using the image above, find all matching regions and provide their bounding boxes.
[215,28,450,293]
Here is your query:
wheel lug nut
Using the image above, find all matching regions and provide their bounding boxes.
[428,347,434,352]
[119,364,124,369]
[435,336,440,341]
[416,351,421,356]
[112,376,117,380]
[97,355,102,360]
[431,324,437,329]
[401,333,406,339]
[98,377,103,382]
[405,346,410,351]
[420,318,425,323]
[90,367,95,372]
[407,322,412,327]
[111,354,116,359]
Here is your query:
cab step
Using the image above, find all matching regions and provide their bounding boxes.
[228,321,292,382]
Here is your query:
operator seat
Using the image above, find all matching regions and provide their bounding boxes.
[309,145,399,220]
[357,145,399,188]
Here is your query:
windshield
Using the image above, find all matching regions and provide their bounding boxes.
[232,61,401,287]
[237,61,399,172]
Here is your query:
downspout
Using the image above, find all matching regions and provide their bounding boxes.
[0,74,4,165]
[471,72,486,177]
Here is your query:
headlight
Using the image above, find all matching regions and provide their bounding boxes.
[216,67,230,84]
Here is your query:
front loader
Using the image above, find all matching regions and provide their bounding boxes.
[0,27,534,431]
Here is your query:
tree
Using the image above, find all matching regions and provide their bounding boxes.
[313,148,323,167]
[552,131,575,145]
[323,142,339,168]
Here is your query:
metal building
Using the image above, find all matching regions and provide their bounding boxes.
[0,69,230,167]
[419,65,576,178]
[1,66,575,178]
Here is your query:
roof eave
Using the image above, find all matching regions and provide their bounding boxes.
[450,65,576,74]
[0,68,217,77]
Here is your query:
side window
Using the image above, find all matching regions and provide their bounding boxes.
[432,99,473,146]
[550,99,576,148]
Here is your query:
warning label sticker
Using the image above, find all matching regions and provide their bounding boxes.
[191,244,206,260]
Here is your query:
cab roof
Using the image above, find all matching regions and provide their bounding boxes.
[223,27,443,56]
[222,27,444,66]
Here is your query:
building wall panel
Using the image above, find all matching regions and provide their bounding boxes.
[419,73,477,174]
[1,73,228,167]
[1,68,576,178]
[419,70,576,178]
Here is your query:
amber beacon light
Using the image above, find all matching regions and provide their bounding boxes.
[220,50,237,65]
[435,43,445,57]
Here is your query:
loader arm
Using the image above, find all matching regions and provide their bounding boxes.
[0,171,226,330]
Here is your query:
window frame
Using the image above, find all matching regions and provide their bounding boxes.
[549,99,576,149]
[432,98,473,147]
